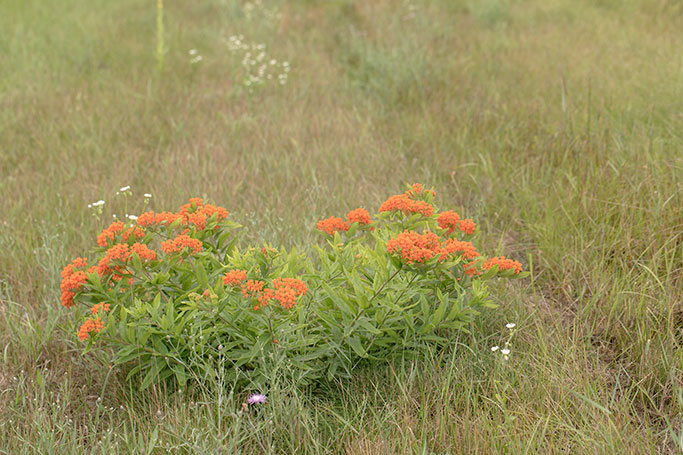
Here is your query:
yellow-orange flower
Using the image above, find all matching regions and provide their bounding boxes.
[78,317,104,341]
[379,194,434,217]
[482,256,522,274]
[97,221,125,247]
[161,234,203,255]
[223,269,248,286]
[387,231,445,264]
[317,217,350,235]
[437,210,461,234]
[91,302,111,314]
[122,226,146,242]
[443,239,480,260]
[60,258,89,308]
[97,243,131,279]
[242,279,265,297]
[347,208,372,225]
[131,242,157,261]
[273,277,308,297]
[458,219,476,235]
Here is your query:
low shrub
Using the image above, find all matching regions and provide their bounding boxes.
[60,184,525,390]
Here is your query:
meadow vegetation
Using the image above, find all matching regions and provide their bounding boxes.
[0,0,681,453]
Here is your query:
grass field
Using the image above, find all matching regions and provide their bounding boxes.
[1,0,682,453]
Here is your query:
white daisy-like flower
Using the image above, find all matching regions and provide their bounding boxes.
[501,348,510,355]
[119,186,130,192]
[491,346,500,352]
[506,323,516,329]
[144,193,152,198]
[128,215,138,220]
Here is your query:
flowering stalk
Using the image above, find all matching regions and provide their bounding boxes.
[156,0,165,72]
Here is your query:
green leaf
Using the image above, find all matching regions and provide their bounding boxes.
[195,261,209,290]
[347,336,368,358]
[432,294,448,326]
[173,364,187,387]
[140,364,158,390]
[357,318,381,335]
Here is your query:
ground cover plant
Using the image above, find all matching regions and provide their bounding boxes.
[63,185,524,390]
[0,0,681,453]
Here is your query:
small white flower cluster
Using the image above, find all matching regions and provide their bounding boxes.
[243,0,281,25]
[87,187,152,222]
[116,185,131,196]
[88,200,105,209]
[226,35,290,88]
[189,49,203,64]
[491,322,517,361]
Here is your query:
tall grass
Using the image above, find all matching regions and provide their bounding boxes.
[0,0,681,452]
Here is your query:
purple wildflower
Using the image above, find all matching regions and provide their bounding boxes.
[247,394,267,405]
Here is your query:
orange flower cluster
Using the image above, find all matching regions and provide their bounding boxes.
[91,302,111,314]
[97,221,125,247]
[438,211,476,235]
[404,183,436,198]
[463,262,480,277]
[78,317,104,341]
[223,269,248,286]
[386,231,445,264]
[137,198,229,231]
[96,242,156,279]
[97,243,131,279]
[443,239,480,260]
[241,280,270,310]
[379,190,434,217]
[347,208,372,225]
[317,217,350,236]
[482,256,523,274]
[273,277,308,308]
[242,279,265,297]
[161,234,203,255]
[437,211,460,233]
[131,242,157,261]
[256,289,275,310]
[458,219,476,235]
[241,278,308,310]
[122,226,146,242]
[60,258,89,308]
[137,211,181,227]
[97,221,146,246]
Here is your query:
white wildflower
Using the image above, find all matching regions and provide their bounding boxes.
[506,323,516,329]
[119,186,130,192]
[501,348,510,355]
[491,346,500,352]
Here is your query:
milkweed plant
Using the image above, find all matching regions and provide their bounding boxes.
[60,184,527,390]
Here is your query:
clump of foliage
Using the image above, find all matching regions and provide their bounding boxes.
[60,184,525,390]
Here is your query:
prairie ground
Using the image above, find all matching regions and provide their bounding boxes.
[0,0,681,453]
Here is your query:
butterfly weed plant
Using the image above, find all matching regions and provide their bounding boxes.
[60,184,526,390]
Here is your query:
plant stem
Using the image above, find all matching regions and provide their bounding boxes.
[156,0,165,72]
